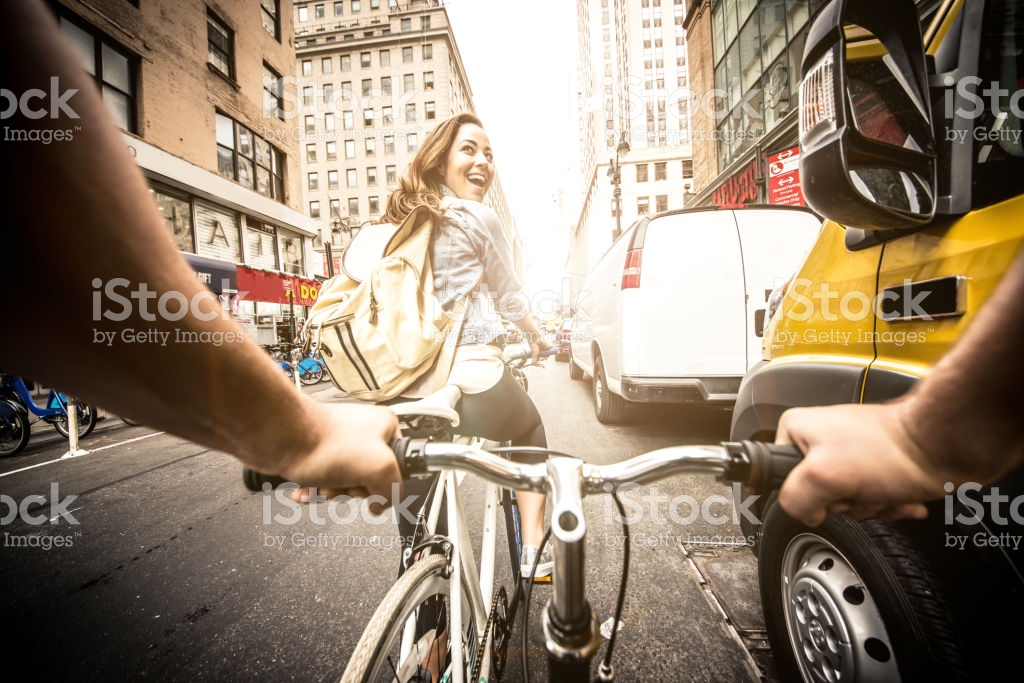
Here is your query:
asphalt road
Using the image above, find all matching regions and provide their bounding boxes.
[0,364,778,681]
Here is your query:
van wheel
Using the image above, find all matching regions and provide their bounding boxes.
[759,502,967,683]
[568,350,584,380]
[592,356,623,424]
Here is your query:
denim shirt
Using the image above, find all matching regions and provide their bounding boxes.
[432,187,522,346]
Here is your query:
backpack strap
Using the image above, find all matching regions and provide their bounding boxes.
[431,293,470,393]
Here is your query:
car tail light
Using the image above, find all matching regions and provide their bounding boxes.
[621,249,643,290]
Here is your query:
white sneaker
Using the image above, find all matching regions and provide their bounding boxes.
[520,544,553,578]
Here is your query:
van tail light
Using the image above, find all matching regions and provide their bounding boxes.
[621,249,643,289]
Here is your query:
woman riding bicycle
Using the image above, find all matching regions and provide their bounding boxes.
[383,113,554,577]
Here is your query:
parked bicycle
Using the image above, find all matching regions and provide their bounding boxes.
[263,343,325,385]
[0,374,97,456]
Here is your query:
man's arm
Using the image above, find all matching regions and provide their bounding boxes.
[0,0,399,501]
[777,247,1024,526]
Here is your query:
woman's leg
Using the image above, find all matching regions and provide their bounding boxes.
[457,371,548,548]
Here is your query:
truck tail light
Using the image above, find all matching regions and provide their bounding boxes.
[621,249,643,290]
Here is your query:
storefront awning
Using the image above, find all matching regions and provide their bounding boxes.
[236,266,321,307]
[182,252,238,293]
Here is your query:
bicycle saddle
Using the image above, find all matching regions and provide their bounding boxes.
[388,384,462,428]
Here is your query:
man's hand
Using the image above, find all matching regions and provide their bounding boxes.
[775,402,947,526]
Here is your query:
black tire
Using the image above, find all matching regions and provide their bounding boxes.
[53,400,97,439]
[0,400,31,457]
[568,350,584,380]
[121,416,142,426]
[592,356,623,424]
[341,554,482,683]
[758,502,966,682]
[299,362,324,385]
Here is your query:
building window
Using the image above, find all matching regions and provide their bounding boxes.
[682,159,693,178]
[326,141,337,160]
[403,46,413,62]
[421,16,431,30]
[362,78,372,96]
[369,196,380,214]
[341,54,351,70]
[322,57,333,73]
[59,15,138,131]
[216,114,284,201]
[348,198,360,216]
[334,1,344,16]
[310,200,321,218]
[654,162,667,180]
[306,143,317,162]
[384,135,395,154]
[345,140,355,158]
[425,102,435,120]
[303,86,314,106]
[302,59,313,76]
[405,103,416,121]
[346,169,358,187]
[363,108,374,126]
[298,5,308,22]
[423,71,434,90]
[403,73,415,92]
[380,49,390,66]
[315,3,325,19]
[328,169,339,189]
[207,11,234,80]
[367,167,377,186]
[304,115,315,133]
[308,172,319,191]
[636,164,649,182]
[280,231,304,275]
[401,18,411,32]
[323,83,334,103]
[365,138,376,156]
[261,0,280,40]
[407,133,418,153]
[422,43,432,59]
[381,76,392,94]
[382,106,393,125]
[341,110,353,129]
[637,197,650,214]
[150,187,195,253]
[386,165,397,184]
[351,0,361,11]
[330,198,341,217]
[361,51,371,67]
[656,194,668,212]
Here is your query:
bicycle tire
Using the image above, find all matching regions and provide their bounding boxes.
[53,400,97,439]
[341,554,482,683]
[298,361,323,385]
[0,400,30,457]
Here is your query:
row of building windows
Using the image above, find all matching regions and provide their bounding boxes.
[630,160,694,182]
[308,165,398,190]
[611,195,674,216]
[300,72,435,102]
[301,43,432,75]
[215,113,286,201]
[301,102,435,128]
[310,196,381,218]
[297,0,383,21]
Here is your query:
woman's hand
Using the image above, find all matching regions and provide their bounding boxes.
[529,340,553,366]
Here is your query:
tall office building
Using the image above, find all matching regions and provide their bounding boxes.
[569,0,694,295]
[292,0,523,277]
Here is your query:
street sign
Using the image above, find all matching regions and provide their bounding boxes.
[767,146,805,207]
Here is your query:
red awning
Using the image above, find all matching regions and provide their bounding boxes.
[236,266,321,307]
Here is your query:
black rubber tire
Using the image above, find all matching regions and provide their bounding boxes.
[758,501,967,682]
[0,400,31,457]
[592,356,624,424]
[299,363,324,385]
[341,554,481,683]
[53,400,97,439]
[568,350,584,380]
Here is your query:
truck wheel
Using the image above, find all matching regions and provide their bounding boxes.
[568,349,584,380]
[592,356,624,424]
[758,501,966,682]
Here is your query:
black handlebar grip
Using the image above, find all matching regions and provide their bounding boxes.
[241,467,291,492]
[390,437,410,479]
[721,441,803,492]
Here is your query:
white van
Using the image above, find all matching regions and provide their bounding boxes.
[568,206,822,423]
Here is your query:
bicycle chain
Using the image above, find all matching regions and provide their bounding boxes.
[471,585,509,682]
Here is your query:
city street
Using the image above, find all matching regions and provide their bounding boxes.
[0,364,777,681]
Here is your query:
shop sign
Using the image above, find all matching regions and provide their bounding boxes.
[236,266,321,306]
[767,146,805,206]
[712,160,759,206]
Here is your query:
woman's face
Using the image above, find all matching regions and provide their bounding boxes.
[440,123,493,202]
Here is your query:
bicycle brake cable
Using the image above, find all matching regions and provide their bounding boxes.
[597,494,631,681]
[522,526,552,683]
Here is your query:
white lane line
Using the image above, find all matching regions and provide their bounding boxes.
[0,431,166,479]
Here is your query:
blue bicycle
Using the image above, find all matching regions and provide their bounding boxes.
[263,344,325,385]
[0,399,30,457]
[0,374,97,455]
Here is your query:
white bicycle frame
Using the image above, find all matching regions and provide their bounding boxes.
[398,458,506,683]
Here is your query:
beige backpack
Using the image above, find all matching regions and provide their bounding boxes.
[306,204,466,402]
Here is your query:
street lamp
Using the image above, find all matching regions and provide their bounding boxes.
[608,136,631,241]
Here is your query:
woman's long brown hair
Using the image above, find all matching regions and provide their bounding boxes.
[380,112,484,226]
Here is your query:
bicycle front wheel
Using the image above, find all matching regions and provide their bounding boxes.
[342,554,482,683]
[0,400,30,457]
[53,399,97,439]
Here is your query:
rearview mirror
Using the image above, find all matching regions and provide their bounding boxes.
[799,0,936,230]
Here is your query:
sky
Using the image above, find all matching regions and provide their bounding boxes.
[443,0,578,295]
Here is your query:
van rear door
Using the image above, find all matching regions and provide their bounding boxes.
[733,208,822,369]
[620,210,746,378]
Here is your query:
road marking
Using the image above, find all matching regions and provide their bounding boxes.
[0,432,165,479]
